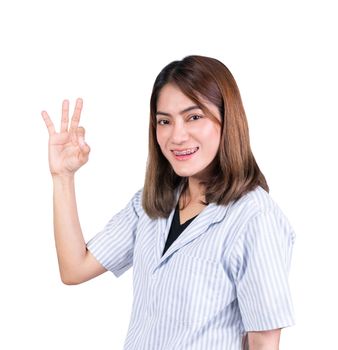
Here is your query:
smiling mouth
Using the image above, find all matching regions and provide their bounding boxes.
[171,147,199,161]
[171,147,199,156]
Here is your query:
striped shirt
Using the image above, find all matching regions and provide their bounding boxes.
[86,185,296,349]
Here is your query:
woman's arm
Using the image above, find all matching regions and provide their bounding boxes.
[42,98,106,285]
[247,329,281,350]
[52,175,106,284]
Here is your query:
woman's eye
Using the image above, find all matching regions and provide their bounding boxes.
[157,119,169,125]
[190,114,202,121]
[157,115,202,125]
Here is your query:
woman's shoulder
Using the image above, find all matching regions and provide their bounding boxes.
[224,186,296,248]
[229,185,292,227]
[239,185,278,211]
[128,187,144,216]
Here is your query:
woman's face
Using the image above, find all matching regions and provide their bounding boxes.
[156,83,222,179]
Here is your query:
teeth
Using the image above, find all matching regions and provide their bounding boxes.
[173,147,198,155]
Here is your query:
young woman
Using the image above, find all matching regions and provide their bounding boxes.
[42,55,296,350]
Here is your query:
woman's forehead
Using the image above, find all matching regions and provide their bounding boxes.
[157,83,217,115]
[157,84,194,107]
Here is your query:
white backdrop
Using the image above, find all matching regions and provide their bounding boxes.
[0,1,337,349]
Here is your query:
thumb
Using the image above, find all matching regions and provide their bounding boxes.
[76,126,87,148]
[77,128,90,154]
[80,142,91,154]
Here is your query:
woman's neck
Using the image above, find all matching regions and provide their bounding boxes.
[183,177,206,204]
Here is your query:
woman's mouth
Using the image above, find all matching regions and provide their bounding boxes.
[171,147,199,160]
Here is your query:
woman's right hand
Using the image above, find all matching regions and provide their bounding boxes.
[41,98,91,177]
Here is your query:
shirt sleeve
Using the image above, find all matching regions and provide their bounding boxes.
[86,189,142,278]
[230,208,296,331]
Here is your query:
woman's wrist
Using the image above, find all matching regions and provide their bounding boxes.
[52,173,75,185]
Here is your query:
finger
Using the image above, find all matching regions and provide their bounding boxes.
[76,127,90,155]
[80,141,91,154]
[77,126,86,147]
[69,98,83,132]
[60,99,69,133]
[41,111,56,136]
[77,126,85,138]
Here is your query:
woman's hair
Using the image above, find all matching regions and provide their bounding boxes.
[142,55,269,219]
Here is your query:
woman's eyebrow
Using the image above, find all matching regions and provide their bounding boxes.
[156,105,201,117]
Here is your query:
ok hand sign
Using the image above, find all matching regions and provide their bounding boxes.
[41,98,91,177]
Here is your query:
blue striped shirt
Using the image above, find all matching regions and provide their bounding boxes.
[86,185,296,349]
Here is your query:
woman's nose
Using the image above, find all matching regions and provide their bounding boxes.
[171,121,189,144]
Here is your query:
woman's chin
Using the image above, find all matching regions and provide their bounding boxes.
[172,167,202,178]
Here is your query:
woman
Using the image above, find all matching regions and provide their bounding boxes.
[42,55,296,349]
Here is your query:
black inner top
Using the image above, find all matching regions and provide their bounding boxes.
[161,202,198,257]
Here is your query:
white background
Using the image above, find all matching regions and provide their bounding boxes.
[0,0,337,349]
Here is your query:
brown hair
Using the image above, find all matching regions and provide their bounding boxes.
[142,55,269,219]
